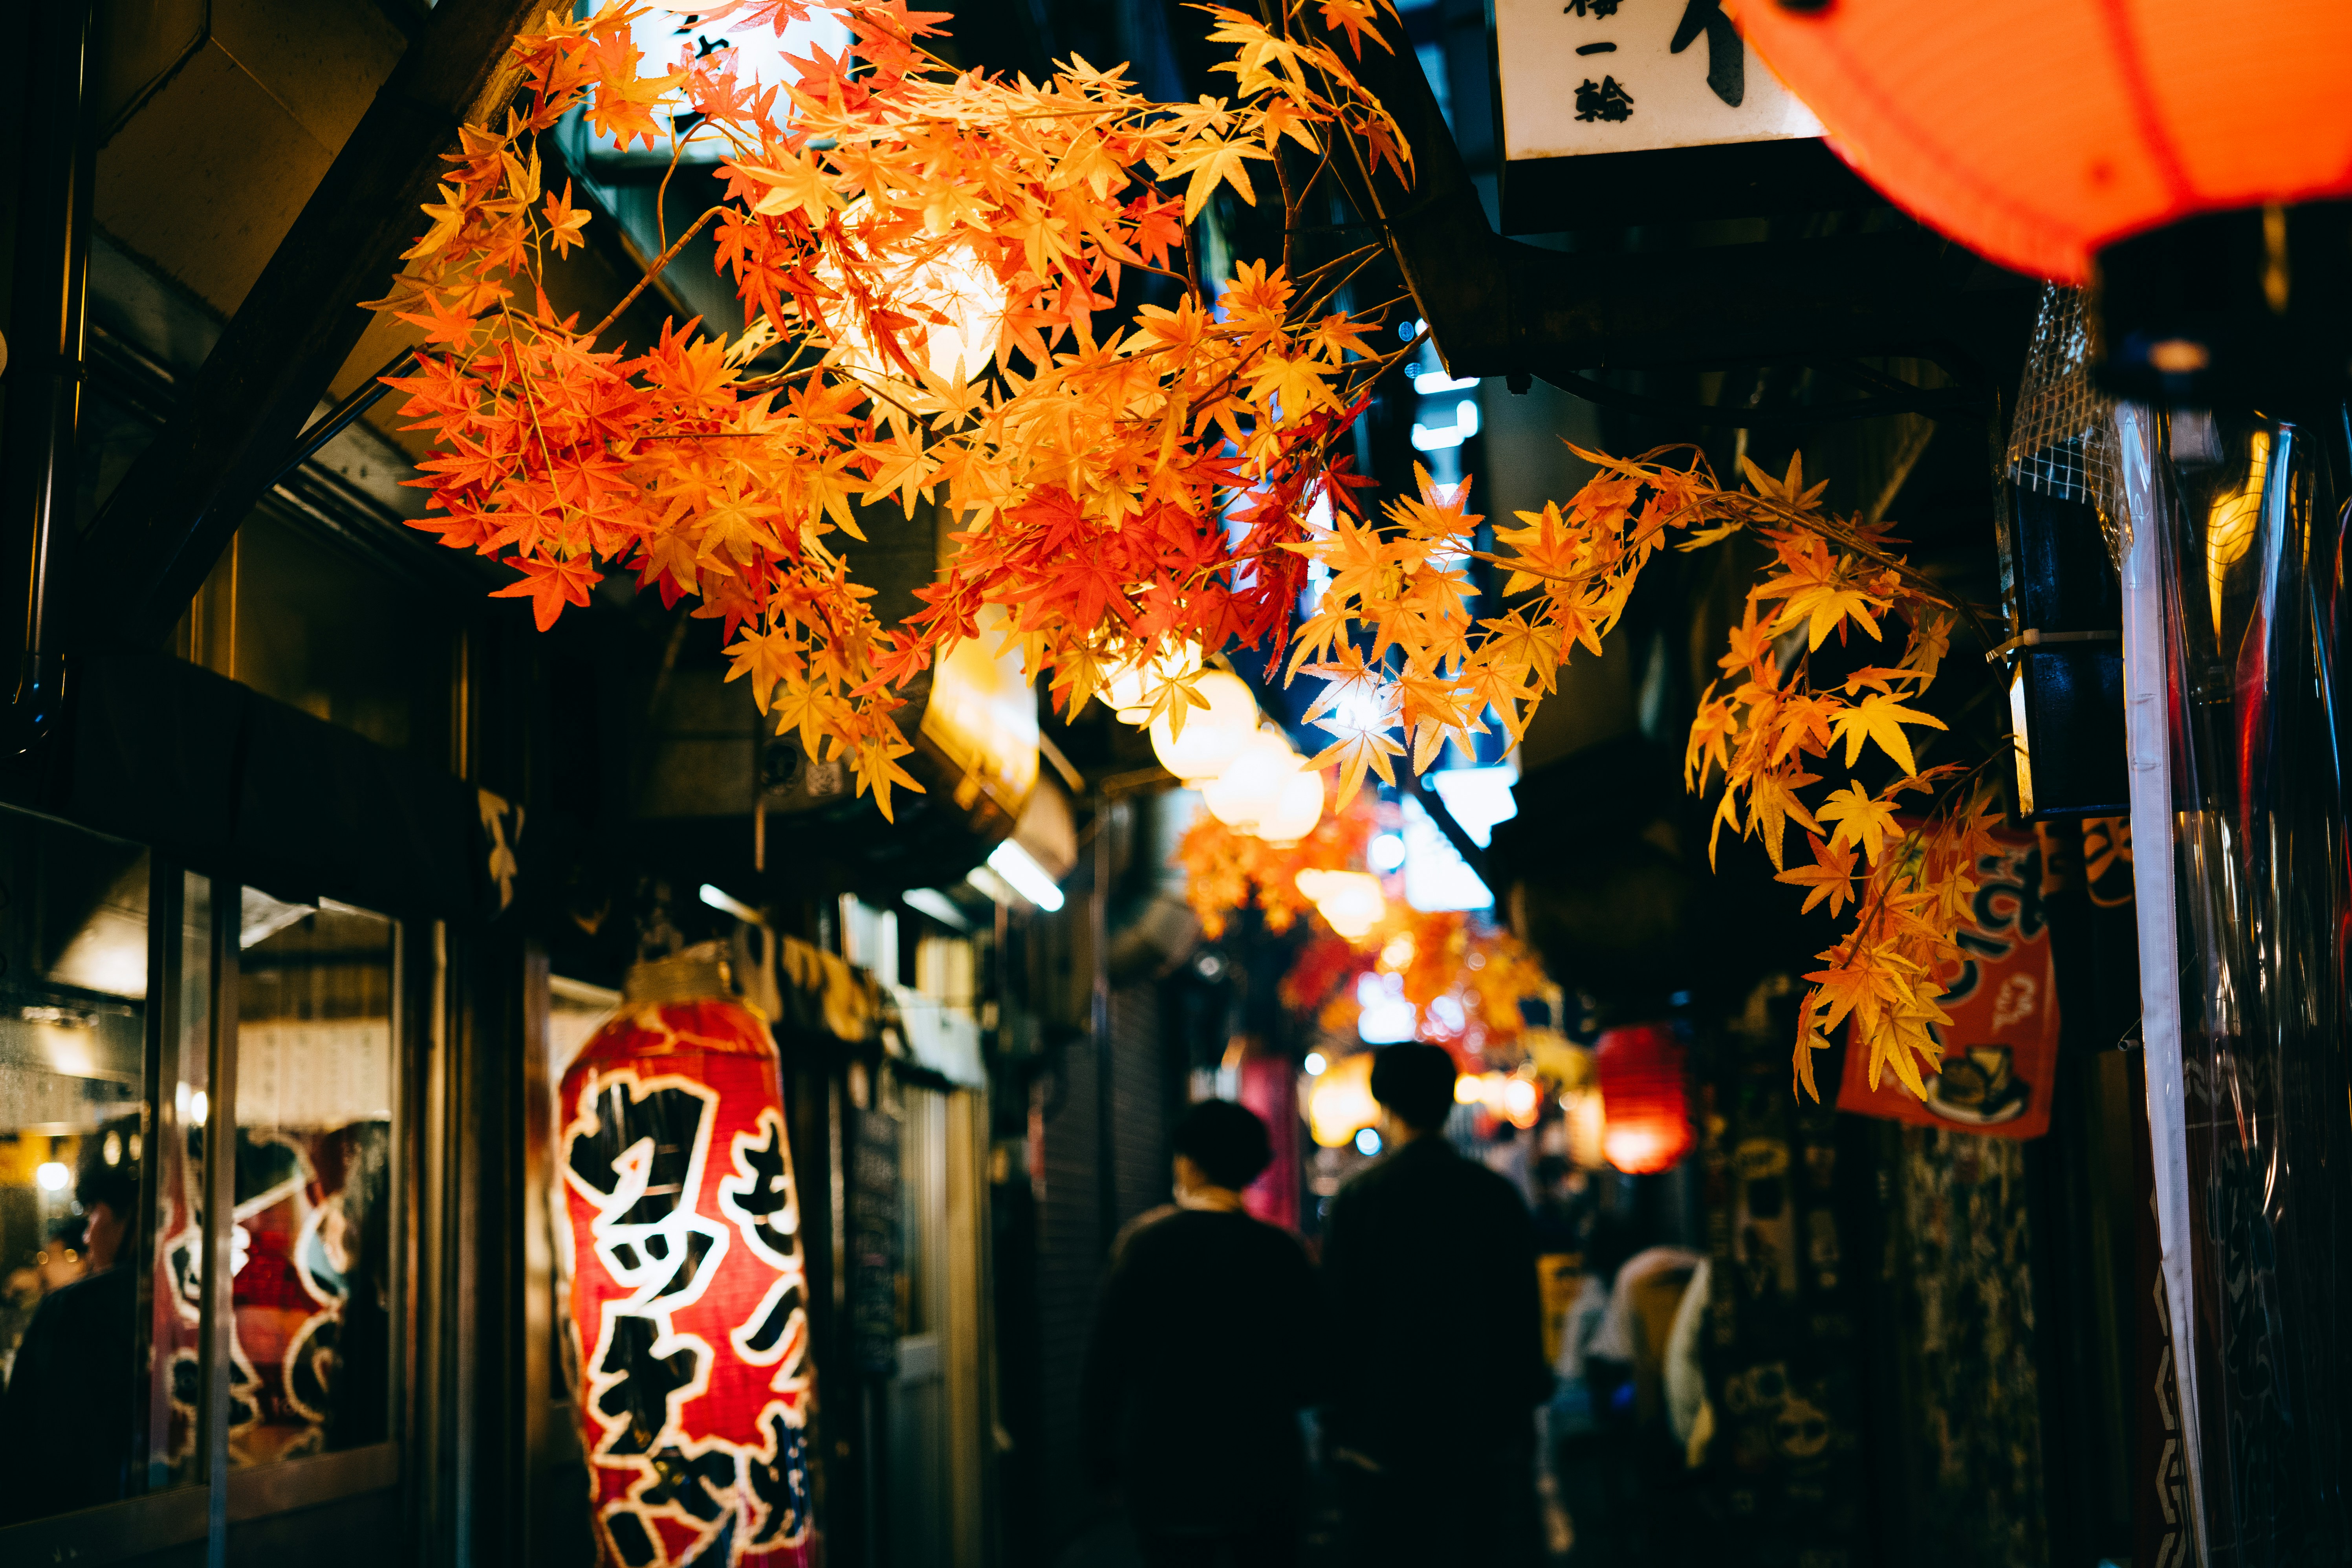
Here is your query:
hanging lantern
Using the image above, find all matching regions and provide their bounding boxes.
[555,948,816,1567]
[817,197,1007,386]
[1202,727,1304,831]
[1727,0,2352,405]
[1149,670,1259,780]
[1252,765,1326,843]
[1594,1022,1691,1175]
[1101,639,1203,724]
[1307,1049,1381,1149]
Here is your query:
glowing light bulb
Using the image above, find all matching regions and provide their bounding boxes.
[1454,1073,1483,1105]
[1354,1127,1383,1157]
[1304,1051,1328,1076]
[35,1162,69,1192]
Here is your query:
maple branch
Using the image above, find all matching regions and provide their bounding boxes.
[586,203,728,343]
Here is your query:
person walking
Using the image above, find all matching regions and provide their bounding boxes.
[1321,1042,1551,1566]
[1079,1099,1321,1568]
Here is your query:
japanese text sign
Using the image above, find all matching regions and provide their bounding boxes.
[1493,0,1821,162]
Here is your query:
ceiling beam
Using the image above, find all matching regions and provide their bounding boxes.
[76,0,548,648]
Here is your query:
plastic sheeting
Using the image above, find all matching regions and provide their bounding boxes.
[2117,405,2352,1564]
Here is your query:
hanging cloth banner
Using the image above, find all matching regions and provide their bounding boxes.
[557,994,816,1567]
[1836,826,2059,1139]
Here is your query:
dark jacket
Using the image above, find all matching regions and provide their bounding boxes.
[0,1263,136,1524]
[1320,1135,1550,1467]
[1079,1206,1321,1533]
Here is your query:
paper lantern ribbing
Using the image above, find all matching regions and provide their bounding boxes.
[557,997,815,1567]
[1727,0,2352,401]
[1595,1023,1692,1176]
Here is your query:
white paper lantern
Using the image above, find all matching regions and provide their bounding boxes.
[1252,765,1324,843]
[1203,729,1303,831]
[1149,671,1258,780]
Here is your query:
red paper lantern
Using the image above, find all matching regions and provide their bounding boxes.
[1595,1024,1692,1176]
[557,994,816,1567]
[1728,0,2352,401]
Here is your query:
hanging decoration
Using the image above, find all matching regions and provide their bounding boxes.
[557,975,815,1567]
[1594,1022,1692,1175]
[1292,457,2004,1101]
[1176,785,1378,938]
[1724,0,2352,285]
[376,0,1412,819]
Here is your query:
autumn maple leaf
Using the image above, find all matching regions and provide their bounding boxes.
[1828,691,1947,777]
[1817,785,1900,864]
[491,552,601,631]
[1776,834,1859,917]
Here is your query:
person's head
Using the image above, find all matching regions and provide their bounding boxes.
[75,1119,142,1272]
[1370,1042,1458,1138]
[1171,1099,1273,1195]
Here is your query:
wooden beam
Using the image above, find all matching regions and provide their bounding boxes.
[76,0,546,648]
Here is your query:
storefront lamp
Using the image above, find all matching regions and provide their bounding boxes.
[1729,0,2352,403]
[984,839,1066,913]
[34,1160,67,1191]
[1595,1022,1692,1175]
[557,961,817,1563]
[1149,670,1259,780]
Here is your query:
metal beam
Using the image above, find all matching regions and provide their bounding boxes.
[76,0,546,648]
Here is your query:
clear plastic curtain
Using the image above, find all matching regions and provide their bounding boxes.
[2119,404,2352,1565]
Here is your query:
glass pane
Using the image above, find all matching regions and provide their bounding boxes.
[231,897,395,1465]
[0,812,152,1524]
[148,872,212,1491]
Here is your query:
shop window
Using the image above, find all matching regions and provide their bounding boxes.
[0,815,158,1526]
[176,508,455,769]
[0,801,420,1555]
[231,896,399,1463]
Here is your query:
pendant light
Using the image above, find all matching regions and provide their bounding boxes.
[1202,727,1304,832]
[1149,670,1259,780]
[1253,765,1326,844]
[1729,0,2352,405]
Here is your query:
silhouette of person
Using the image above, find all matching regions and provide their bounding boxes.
[1321,1043,1550,1566]
[0,1119,142,1524]
[1080,1100,1321,1568]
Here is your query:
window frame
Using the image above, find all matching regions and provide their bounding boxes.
[0,858,427,1565]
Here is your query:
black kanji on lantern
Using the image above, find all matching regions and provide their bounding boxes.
[1575,75,1635,122]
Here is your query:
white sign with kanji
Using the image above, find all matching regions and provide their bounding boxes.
[1494,0,1822,160]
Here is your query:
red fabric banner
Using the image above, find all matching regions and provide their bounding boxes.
[557,998,816,1566]
[1836,827,2059,1140]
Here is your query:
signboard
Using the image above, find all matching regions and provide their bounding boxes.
[1836,828,2059,1141]
[1493,0,1821,161]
